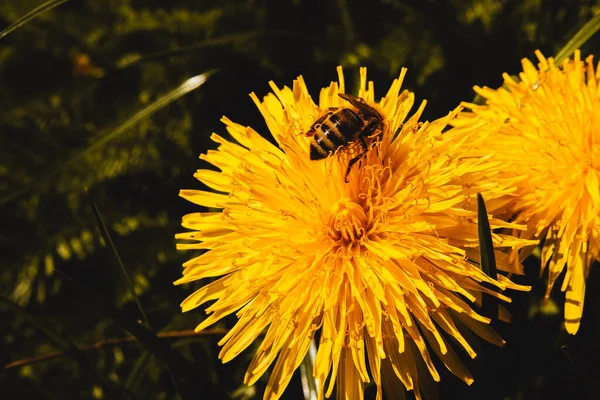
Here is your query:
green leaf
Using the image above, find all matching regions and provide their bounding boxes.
[125,351,151,391]
[555,13,600,65]
[115,33,261,68]
[0,70,216,207]
[299,340,318,400]
[477,193,499,319]
[0,0,71,40]
[89,194,150,328]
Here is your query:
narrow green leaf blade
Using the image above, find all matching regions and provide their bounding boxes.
[89,195,185,396]
[477,193,499,319]
[555,13,600,65]
[300,340,319,400]
[0,0,71,40]
[54,271,226,400]
[0,70,216,207]
[125,352,151,391]
[89,194,150,328]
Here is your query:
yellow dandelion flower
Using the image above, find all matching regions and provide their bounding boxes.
[457,50,600,334]
[176,67,531,399]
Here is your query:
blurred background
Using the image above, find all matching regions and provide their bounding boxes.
[1,0,599,399]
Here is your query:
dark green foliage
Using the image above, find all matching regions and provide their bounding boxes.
[1,0,599,399]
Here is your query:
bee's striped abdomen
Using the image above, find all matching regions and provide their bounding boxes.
[309,108,361,160]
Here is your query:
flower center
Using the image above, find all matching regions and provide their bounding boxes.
[327,198,369,245]
[325,166,391,250]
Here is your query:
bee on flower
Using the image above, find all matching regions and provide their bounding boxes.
[176,67,532,399]
[304,92,384,182]
[456,50,600,335]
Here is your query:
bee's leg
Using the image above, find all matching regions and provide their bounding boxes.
[344,136,369,183]
[366,121,384,157]
[370,129,382,158]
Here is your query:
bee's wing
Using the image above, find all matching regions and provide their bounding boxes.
[338,93,379,117]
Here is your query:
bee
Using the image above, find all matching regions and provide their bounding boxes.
[305,93,383,182]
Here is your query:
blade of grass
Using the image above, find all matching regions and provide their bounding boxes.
[125,351,151,392]
[115,33,262,68]
[555,13,600,65]
[472,12,600,103]
[0,295,132,399]
[0,70,216,207]
[4,329,226,370]
[0,0,71,40]
[115,31,316,69]
[471,11,600,104]
[335,0,355,51]
[561,345,591,394]
[477,193,499,319]
[88,193,187,397]
[300,340,319,400]
[89,195,149,328]
[54,270,226,400]
[393,0,482,47]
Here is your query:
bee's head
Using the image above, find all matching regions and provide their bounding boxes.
[338,93,382,121]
